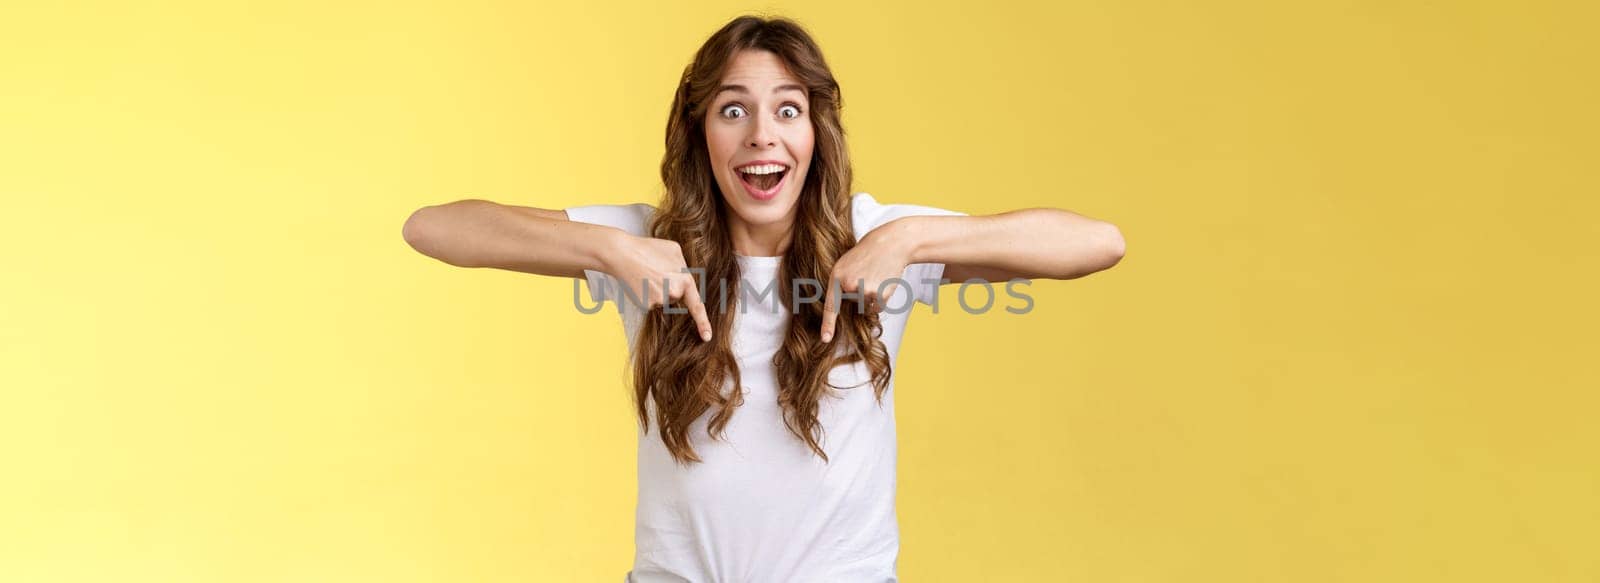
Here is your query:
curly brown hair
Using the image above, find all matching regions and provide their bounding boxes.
[631,15,892,465]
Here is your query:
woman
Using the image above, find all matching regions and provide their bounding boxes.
[402,14,1125,583]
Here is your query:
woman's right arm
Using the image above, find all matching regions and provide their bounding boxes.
[400,199,713,340]
[401,199,618,278]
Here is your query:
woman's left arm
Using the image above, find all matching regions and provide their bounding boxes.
[819,207,1124,341]
[879,207,1126,283]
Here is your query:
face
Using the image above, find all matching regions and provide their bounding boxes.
[704,50,815,231]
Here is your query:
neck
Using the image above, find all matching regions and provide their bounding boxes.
[727,213,796,257]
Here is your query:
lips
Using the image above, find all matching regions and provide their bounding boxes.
[735,162,790,202]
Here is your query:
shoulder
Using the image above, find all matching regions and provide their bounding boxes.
[849,191,967,242]
[563,201,657,237]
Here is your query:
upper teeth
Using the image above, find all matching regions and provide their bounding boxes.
[738,164,787,175]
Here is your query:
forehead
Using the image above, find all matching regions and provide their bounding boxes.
[718,50,803,91]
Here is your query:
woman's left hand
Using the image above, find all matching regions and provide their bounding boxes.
[819,224,918,343]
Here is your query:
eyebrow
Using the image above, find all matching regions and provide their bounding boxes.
[713,83,807,99]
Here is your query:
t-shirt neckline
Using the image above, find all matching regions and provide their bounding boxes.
[735,254,781,268]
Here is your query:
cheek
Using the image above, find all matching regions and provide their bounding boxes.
[707,121,748,158]
[703,128,735,184]
[790,124,816,175]
[793,122,815,157]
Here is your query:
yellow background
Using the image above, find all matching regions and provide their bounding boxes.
[3,1,1595,581]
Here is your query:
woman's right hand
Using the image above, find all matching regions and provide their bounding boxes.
[601,233,712,342]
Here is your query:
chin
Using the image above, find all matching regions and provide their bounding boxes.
[723,198,789,225]
[749,202,797,225]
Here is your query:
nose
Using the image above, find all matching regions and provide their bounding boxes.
[746,116,776,149]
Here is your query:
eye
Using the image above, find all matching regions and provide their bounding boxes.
[719,103,747,119]
[778,104,802,119]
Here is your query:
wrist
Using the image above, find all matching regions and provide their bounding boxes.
[877,216,934,265]
[593,228,634,274]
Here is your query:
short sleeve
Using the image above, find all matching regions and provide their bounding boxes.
[849,192,968,306]
[563,202,656,306]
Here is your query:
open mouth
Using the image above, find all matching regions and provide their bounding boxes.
[737,163,790,193]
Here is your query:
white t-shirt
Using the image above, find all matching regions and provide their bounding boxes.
[565,192,964,583]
